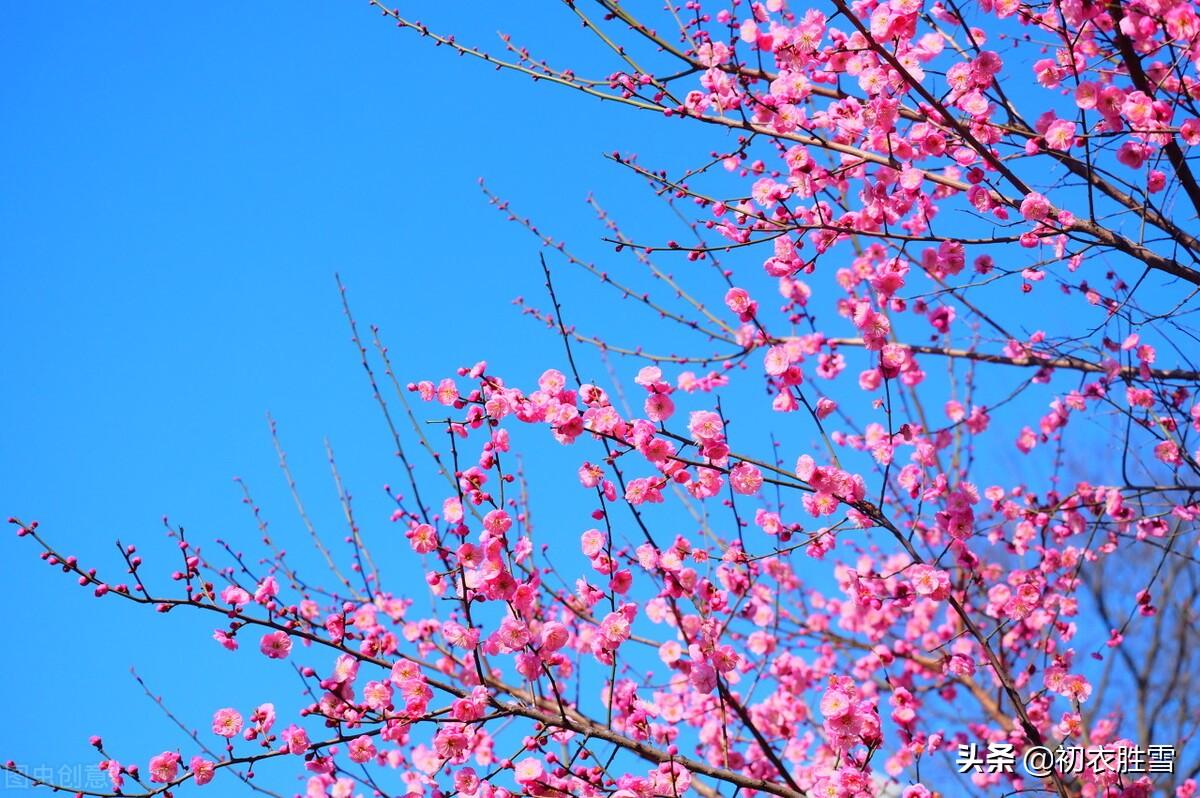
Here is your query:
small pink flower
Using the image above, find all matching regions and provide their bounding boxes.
[689,661,717,693]
[644,391,675,422]
[580,528,606,558]
[492,616,532,651]
[363,680,393,710]
[634,366,661,386]
[253,576,279,604]
[1074,82,1098,109]
[251,702,275,734]
[1044,118,1075,151]
[259,630,292,660]
[1117,141,1149,168]
[148,751,181,784]
[795,454,816,481]
[947,654,975,676]
[455,768,481,794]
[102,759,123,790]
[482,509,512,537]
[819,688,852,719]
[696,40,729,67]
[189,756,215,786]
[599,610,631,644]
[281,724,310,755]
[220,585,250,607]
[514,758,545,784]
[688,410,724,442]
[1181,118,1200,145]
[212,707,243,738]
[539,621,570,652]
[212,629,238,651]
[406,522,438,554]
[958,90,989,116]
[348,735,377,764]
[1019,192,1052,221]
[724,287,756,317]
[1061,674,1093,702]
[331,653,359,684]
[927,305,955,334]
[729,462,764,495]
[538,368,566,393]
[1155,440,1182,465]
[908,564,949,599]
[763,345,790,376]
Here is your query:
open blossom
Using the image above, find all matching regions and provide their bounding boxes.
[363,680,393,710]
[958,90,989,116]
[259,630,292,659]
[1061,674,1093,702]
[580,528,606,558]
[599,608,633,645]
[148,751,180,784]
[281,724,310,755]
[948,654,976,677]
[820,687,852,719]
[330,653,359,684]
[348,735,377,764]
[514,758,545,784]
[908,564,950,599]
[688,410,724,441]
[764,345,791,375]
[659,640,683,664]
[482,508,512,537]
[190,757,215,786]
[253,576,279,604]
[1019,191,1052,221]
[539,621,570,651]
[1044,118,1075,150]
[433,725,471,760]
[729,462,764,494]
[624,476,665,504]
[645,391,675,421]
[212,707,243,738]
[455,768,481,794]
[689,661,718,693]
[406,522,438,553]
[1155,440,1182,465]
[724,286,757,319]
[220,585,250,607]
[696,39,729,67]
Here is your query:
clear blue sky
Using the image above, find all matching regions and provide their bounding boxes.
[0,3,1170,793]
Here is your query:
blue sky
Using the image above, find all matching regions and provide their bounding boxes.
[1,2,1185,794]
